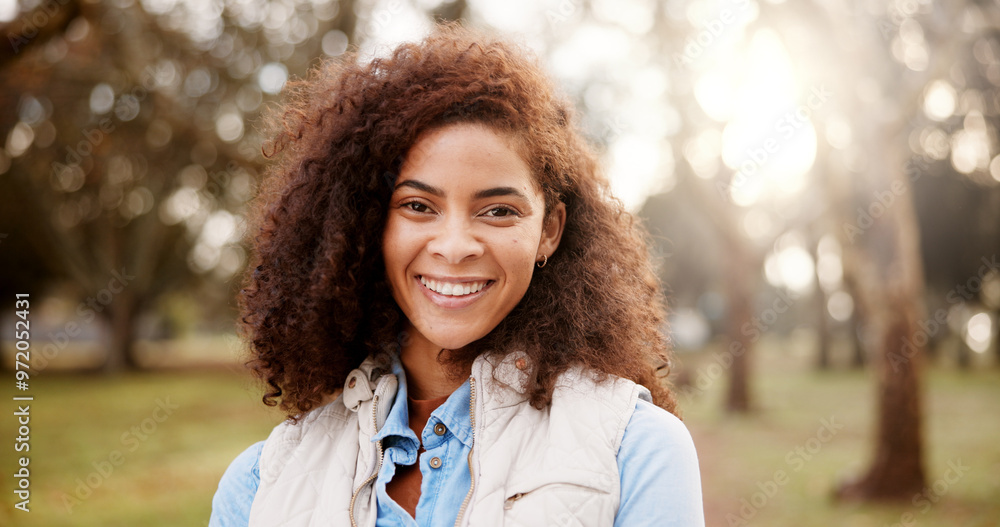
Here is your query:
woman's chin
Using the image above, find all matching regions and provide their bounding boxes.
[424,333,482,354]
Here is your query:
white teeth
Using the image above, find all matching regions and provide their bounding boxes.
[419,276,488,296]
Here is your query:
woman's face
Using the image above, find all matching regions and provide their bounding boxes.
[382,122,566,353]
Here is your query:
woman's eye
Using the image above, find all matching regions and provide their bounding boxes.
[403,201,430,213]
[485,206,517,218]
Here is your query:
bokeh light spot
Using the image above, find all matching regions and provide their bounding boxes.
[923,80,956,121]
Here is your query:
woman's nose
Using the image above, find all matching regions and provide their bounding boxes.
[426,214,484,264]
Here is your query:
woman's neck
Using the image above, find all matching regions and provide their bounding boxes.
[399,327,470,400]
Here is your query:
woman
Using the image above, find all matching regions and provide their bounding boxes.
[210,24,704,527]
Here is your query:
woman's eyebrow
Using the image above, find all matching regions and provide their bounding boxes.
[394,179,530,201]
[473,187,529,201]
[394,179,443,196]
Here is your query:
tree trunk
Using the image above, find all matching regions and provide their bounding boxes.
[724,243,755,413]
[850,311,867,369]
[956,339,971,370]
[995,309,1000,367]
[432,0,467,21]
[103,296,140,372]
[838,292,926,499]
[674,167,759,414]
[815,283,831,370]
[837,142,927,501]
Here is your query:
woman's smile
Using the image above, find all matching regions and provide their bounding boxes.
[416,274,496,308]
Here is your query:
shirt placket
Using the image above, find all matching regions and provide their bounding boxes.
[412,381,474,527]
[413,418,453,524]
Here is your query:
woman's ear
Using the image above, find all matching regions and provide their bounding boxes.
[537,201,567,259]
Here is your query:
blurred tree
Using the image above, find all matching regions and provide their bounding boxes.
[0,0,368,370]
[721,0,936,502]
[839,0,1000,498]
[677,168,761,412]
[431,0,467,22]
[641,0,997,498]
[811,238,831,370]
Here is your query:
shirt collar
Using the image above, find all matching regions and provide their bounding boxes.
[372,352,416,445]
[370,351,473,449]
[431,379,473,448]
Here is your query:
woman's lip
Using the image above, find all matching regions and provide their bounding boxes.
[418,274,492,283]
[416,275,494,309]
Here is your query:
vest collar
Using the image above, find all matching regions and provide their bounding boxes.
[343,350,537,441]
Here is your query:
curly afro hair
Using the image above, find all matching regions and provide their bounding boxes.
[239,23,679,420]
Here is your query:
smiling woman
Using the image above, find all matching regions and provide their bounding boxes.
[209,23,704,527]
[383,123,567,399]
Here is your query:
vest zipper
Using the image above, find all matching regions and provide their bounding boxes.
[349,394,384,527]
[502,482,602,511]
[452,376,477,527]
[503,492,524,510]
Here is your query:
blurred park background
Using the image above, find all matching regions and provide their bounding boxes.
[1,0,999,525]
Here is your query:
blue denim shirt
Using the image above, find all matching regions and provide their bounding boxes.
[209,357,704,526]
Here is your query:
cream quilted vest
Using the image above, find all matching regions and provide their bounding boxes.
[248,352,649,527]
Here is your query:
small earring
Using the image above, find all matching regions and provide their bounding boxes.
[536,254,548,268]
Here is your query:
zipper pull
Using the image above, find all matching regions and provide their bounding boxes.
[503,492,524,510]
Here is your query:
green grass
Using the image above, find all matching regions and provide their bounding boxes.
[679,336,1000,527]
[0,338,998,526]
[0,367,282,527]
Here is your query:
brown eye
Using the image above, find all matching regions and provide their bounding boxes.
[403,201,430,213]
[485,206,517,218]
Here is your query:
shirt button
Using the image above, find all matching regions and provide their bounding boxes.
[433,423,447,436]
[429,457,442,469]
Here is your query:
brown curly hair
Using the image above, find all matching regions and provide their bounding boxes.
[239,23,679,420]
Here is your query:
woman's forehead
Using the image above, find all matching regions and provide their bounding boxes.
[395,123,542,199]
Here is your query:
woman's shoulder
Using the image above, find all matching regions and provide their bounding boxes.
[255,394,354,478]
[617,398,701,492]
[219,441,265,485]
[209,441,265,526]
[265,392,350,443]
[617,398,701,495]
[622,398,695,452]
[615,399,704,526]
[209,393,356,526]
